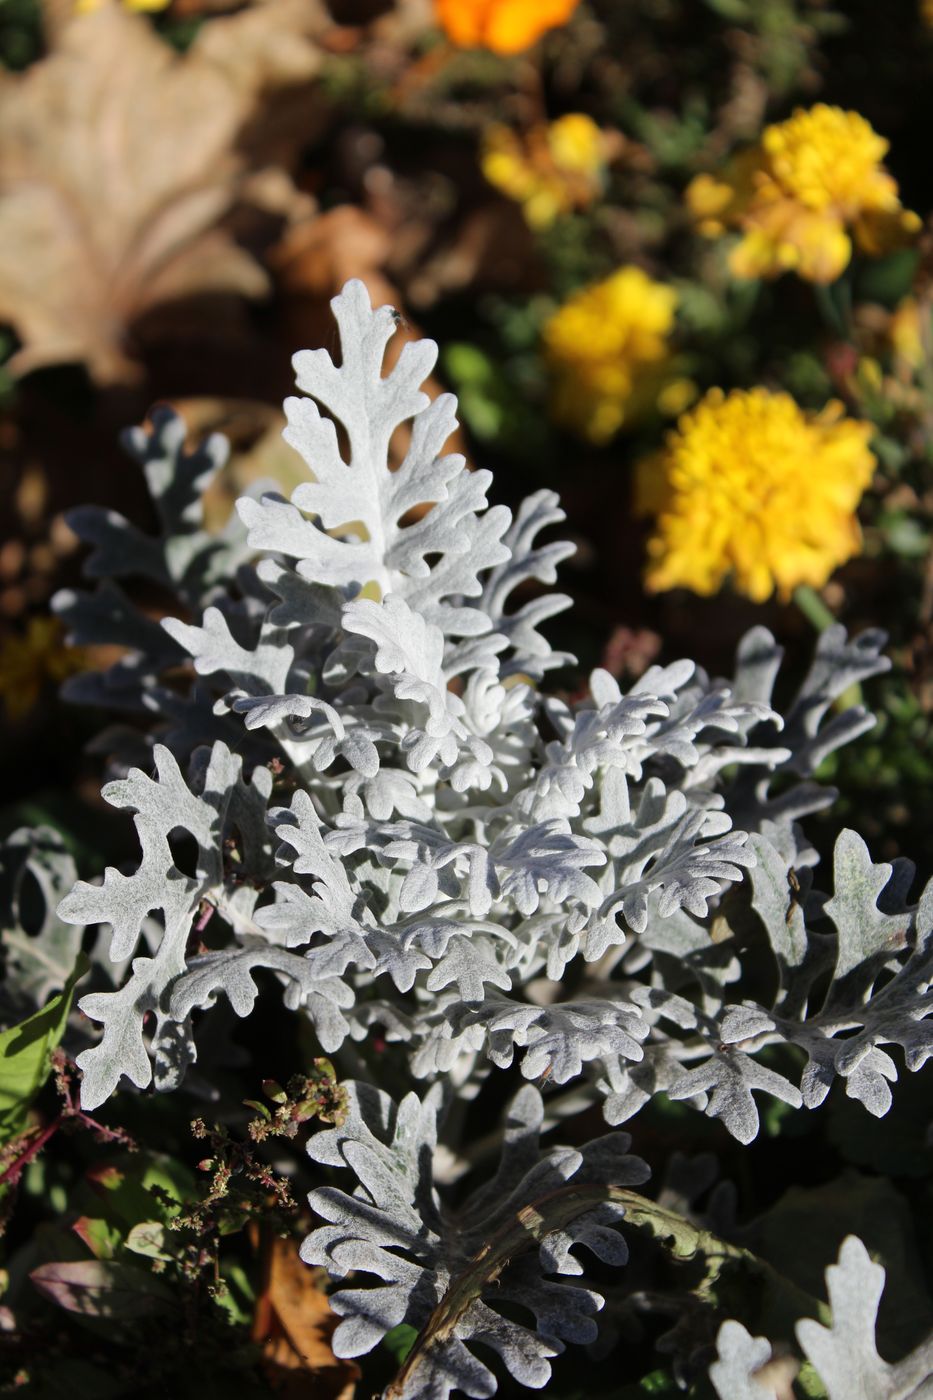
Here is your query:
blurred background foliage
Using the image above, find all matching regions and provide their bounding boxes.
[1,0,933,1393]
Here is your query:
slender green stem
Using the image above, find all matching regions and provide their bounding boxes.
[813,274,854,341]
[794,585,864,708]
[814,282,845,339]
[793,584,836,634]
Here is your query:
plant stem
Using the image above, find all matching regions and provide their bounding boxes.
[386,1183,828,1397]
[793,586,864,708]
[813,277,853,341]
[0,1116,61,1188]
[793,584,836,633]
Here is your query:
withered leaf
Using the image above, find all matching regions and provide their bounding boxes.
[253,1234,359,1400]
[0,0,329,384]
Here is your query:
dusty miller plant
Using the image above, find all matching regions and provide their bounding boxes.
[710,1236,933,1400]
[48,281,933,1397]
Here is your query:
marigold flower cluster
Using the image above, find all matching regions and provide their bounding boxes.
[687,105,920,284]
[542,267,679,443]
[635,387,876,602]
[434,0,580,54]
[481,114,614,229]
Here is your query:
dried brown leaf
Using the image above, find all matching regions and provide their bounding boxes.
[252,1234,359,1400]
[170,396,302,528]
[0,0,329,384]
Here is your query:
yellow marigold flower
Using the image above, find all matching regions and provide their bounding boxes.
[481,113,612,229]
[686,105,920,284]
[434,0,580,55]
[543,267,678,444]
[0,617,84,722]
[889,296,926,368]
[635,387,876,602]
[547,112,606,174]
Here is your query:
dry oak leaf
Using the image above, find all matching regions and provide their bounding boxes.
[0,0,328,384]
[252,1234,359,1400]
[270,205,393,305]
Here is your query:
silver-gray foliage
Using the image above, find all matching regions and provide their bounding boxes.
[303,1081,648,1399]
[51,280,932,1397]
[711,1235,933,1400]
[1,827,83,1022]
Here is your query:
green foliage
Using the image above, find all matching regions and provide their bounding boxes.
[0,0,41,71]
[0,954,86,1140]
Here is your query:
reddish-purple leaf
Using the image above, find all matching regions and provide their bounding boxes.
[30,1260,176,1319]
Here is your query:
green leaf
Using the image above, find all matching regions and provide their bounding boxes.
[0,952,88,1138]
[383,1322,419,1363]
[796,1361,829,1399]
[30,1258,177,1321]
[243,1097,271,1120]
[212,1263,254,1326]
[85,1152,197,1229]
[72,1216,122,1261]
[855,249,920,307]
[636,1371,683,1396]
[703,0,752,18]
[878,513,930,558]
[442,343,506,441]
[124,1221,172,1262]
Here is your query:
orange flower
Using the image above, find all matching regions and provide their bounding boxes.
[434,0,581,55]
